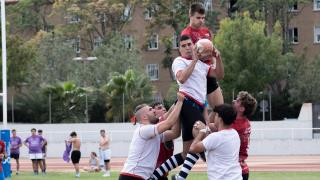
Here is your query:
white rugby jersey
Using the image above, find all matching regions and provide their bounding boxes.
[203,129,242,180]
[172,56,210,104]
[121,124,164,179]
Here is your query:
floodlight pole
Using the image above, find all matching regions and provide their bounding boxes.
[73,57,97,123]
[1,0,8,129]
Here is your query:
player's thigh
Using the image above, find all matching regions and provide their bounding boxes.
[180,101,205,141]
[207,87,224,107]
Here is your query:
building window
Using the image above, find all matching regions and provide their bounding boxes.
[288,2,298,11]
[314,0,320,10]
[146,64,159,81]
[71,36,81,54]
[93,37,102,50]
[144,7,153,20]
[153,92,163,104]
[124,34,133,49]
[288,27,298,43]
[68,14,80,24]
[122,4,132,21]
[204,0,213,11]
[229,0,238,13]
[148,34,159,50]
[314,26,320,43]
[97,13,106,23]
[172,32,179,49]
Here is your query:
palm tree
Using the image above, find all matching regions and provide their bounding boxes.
[102,69,154,122]
[42,82,88,123]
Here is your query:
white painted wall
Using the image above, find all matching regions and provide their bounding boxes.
[2,103,318,157]
[2,120,319,158]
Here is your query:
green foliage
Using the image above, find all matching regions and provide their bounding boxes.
[24,31,142,89]
[7,0,54,33]
[164,82,179,107]
[24,31,75,88]
[11,91,49,123]
[91,32,143,86]
[52,0,134,51]
[0,35,36,88]
[288,55,320,104]
[11,81,108,123]
[101,69,154,122]
[142,0,190,33]
[160,36,175,80]
[41,81,88,123]
[214,12,286,102]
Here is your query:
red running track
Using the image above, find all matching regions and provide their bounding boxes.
[9,155,320,172]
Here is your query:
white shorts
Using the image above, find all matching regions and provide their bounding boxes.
[29,153,44,160]
[99,148,111,161]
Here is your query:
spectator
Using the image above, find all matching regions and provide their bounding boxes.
[83,152,100,172]
[10,129,22,175]
[24,128,46,175]
[38,129,48,173]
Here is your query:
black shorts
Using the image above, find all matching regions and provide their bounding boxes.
[242,173,249,180]
[207,76,219,94]
[10,153,20,160]
[180,97,205,141]
[71,150,81,164]
[119,174,144,180]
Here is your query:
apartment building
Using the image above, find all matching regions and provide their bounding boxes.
[121,3,179,100]
[288,0,320,59]
[134,0,320,97]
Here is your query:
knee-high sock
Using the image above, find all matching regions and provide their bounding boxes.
[151,153,184,179]
[178,152,200,179]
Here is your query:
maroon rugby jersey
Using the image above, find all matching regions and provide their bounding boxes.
[0,140,5,172]
[181,26,213,65]
[181,26,212,44]
[155,116,174,179]
[231,117,251,174]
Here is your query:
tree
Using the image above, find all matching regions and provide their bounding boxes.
[52,0,135,52]
[25,31,75,88]
[102,69,154,122]
[90,32,143,86]
[24,30,142,89]
[164,81,178,107]
[7,0,55,33]
[214,12,286,102]
[42,81,88,123]
[288,55,320,104]
[0,35,36,89]
[10,91,49,123]
[161,36,175,80]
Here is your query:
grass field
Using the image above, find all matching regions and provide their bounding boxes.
[9,171,320,180]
